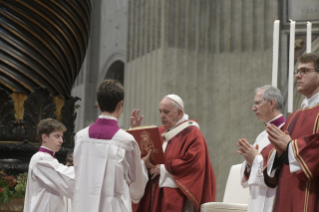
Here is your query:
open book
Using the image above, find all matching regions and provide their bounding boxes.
[127,125,165,165]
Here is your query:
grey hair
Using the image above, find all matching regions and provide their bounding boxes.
[255,85,283,111]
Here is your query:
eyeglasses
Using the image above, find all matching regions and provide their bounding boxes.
[294,68,318,76]
[252,100,264,107]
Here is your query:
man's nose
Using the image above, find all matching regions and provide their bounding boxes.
[295,73,301,79]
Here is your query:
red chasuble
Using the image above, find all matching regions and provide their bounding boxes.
[261,105,319,212]
[133,122,216,212]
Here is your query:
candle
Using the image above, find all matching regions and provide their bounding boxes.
[272,20,280,88]
[307,21,312,53]
[288,20,295,114]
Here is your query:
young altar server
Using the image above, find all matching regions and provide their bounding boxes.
[73,79,150,212]
[24,118,75,212]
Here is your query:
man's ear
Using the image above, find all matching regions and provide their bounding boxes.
[117,100,123,111]
[42,133,47,144]
[269,99,276,110]
[177,108,183,119]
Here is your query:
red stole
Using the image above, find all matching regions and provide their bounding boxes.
[133,123,216,212]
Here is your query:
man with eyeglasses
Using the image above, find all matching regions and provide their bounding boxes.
[261,53,319,212]
[236,85,285,212]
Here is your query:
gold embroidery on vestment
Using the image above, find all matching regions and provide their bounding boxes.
[293,140,312,180]
[304,180,311,212]
[175,180,199,209]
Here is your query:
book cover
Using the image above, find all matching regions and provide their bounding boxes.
[127,126,165,165]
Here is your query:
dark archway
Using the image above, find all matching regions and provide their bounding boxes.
[105,61,125,85]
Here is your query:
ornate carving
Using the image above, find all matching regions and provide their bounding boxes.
[0,159,31,173]
[0,143,37,153]
[0,88,15,140]
[23,88,57,143]
[62,97,81,148]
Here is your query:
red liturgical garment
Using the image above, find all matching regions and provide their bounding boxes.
[133,123,216,212]
[261,105,319,212]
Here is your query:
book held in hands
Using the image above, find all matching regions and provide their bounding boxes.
[127,125,165,165]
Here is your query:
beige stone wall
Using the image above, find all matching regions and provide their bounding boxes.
[123,0,280,201]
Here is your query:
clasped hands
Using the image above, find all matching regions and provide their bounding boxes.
[237,124,291,164]
[236,138,259,166]
[266,124,291,156]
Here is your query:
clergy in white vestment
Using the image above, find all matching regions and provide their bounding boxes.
[73,80,150,212]
[236,85,285,212]
[24,118,75,212]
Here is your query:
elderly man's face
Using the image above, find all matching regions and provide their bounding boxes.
[159,98,181,130]
[252,90,272,122]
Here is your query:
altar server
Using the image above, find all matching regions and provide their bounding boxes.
[73,79,149,212]
[24,118,75,212]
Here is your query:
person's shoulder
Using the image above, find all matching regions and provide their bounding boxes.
[30,152,55,165]
[75,126,90,140]
[186,123,202,135]
[114,129,135,142]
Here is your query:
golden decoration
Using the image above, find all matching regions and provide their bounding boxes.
[11,92,27,121]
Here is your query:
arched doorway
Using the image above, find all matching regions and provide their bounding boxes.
[105,61,125,85]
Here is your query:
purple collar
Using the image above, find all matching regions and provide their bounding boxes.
[89,118,120,140]
[270,115,286,128]
[38,147,55,158]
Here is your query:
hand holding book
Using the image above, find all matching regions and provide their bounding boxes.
[127,126,165,165]
[142,149,156,169]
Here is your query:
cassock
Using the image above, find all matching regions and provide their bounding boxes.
[73,115,148,212]
[240,114,285,212]
[24,147,75,212]
[262,92,319,212]
[133,119,216,212]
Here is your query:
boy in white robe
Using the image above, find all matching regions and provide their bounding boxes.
[73,79,150,212]
[23,118,75,212]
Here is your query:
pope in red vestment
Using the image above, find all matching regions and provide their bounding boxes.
[131,94,216,212]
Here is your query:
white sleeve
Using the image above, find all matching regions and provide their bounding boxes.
[288,143,302,173]
[129,143,149,204]
[267,150,277,178]
[240,161,249,188]
[247,154,268,188]
[159,164,178,188]
[35,158,75,199]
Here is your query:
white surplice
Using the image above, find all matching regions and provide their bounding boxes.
[73,127,148,212]
[23,151,75,212]
[240,116,285,212]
